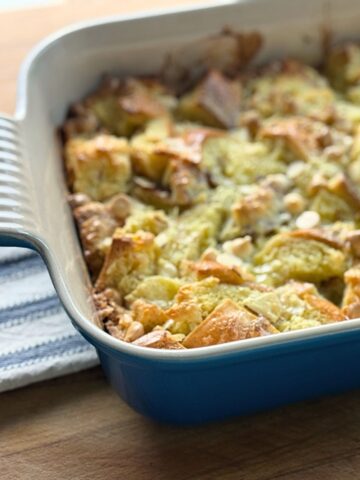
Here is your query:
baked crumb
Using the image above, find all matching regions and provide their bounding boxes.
[62,41,360,349]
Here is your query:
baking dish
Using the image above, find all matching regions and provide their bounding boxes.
[3,0,360,424]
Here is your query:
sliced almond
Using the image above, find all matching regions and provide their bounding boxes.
[222,236,254,258]
[132,330,185,349]
[124,321,145,342]
[295,210,320,229]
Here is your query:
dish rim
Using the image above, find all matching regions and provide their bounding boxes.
[10,0,360,362]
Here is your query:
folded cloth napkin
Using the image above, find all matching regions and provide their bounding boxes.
[0,247,99,392]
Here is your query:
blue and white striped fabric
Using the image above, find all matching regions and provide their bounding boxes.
[0,247,98,392]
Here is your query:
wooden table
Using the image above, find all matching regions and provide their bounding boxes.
[3,370,360,480]
[1,1,360,479]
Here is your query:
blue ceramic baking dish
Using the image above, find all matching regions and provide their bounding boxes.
[2,0,360,424]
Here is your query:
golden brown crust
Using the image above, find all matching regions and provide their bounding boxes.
[192,70,242,128]
[259,117,332,160]
[164,302,203,334]
[164,159,208,207]
[346,230,360,257]
[118,78,166,119]
[190,259,254,285]
[154,127,223,165]
[343,265,360,306]
[131,299,168,332]
[72,193,132,278]
[96,230,158,294]
[65,134,131,201]
[342,301,360,319]
[285,280,318,297]
[302,294,346,323]
[287,229,344,249]
[130,120,223,186]
[254,230,347,286]
[163,30,262,94]
[183,299,277,348]
[232,186,274,227]
[133,157,209,209]
[83,76,172,136]
[342,264,360,318]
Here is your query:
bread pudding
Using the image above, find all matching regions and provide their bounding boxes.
[62,41,360,349]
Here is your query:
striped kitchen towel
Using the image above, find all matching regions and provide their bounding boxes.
[0,246,99,392]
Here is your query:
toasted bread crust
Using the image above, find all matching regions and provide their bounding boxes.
[190,259,254,285]
[183,299,277,348]
[302,294,346,323]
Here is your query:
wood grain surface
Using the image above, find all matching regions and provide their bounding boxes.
[0,0,206,114]
[2,367,360,480]
[1,1,360,479]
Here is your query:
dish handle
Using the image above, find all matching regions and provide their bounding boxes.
[0,114,41,250]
